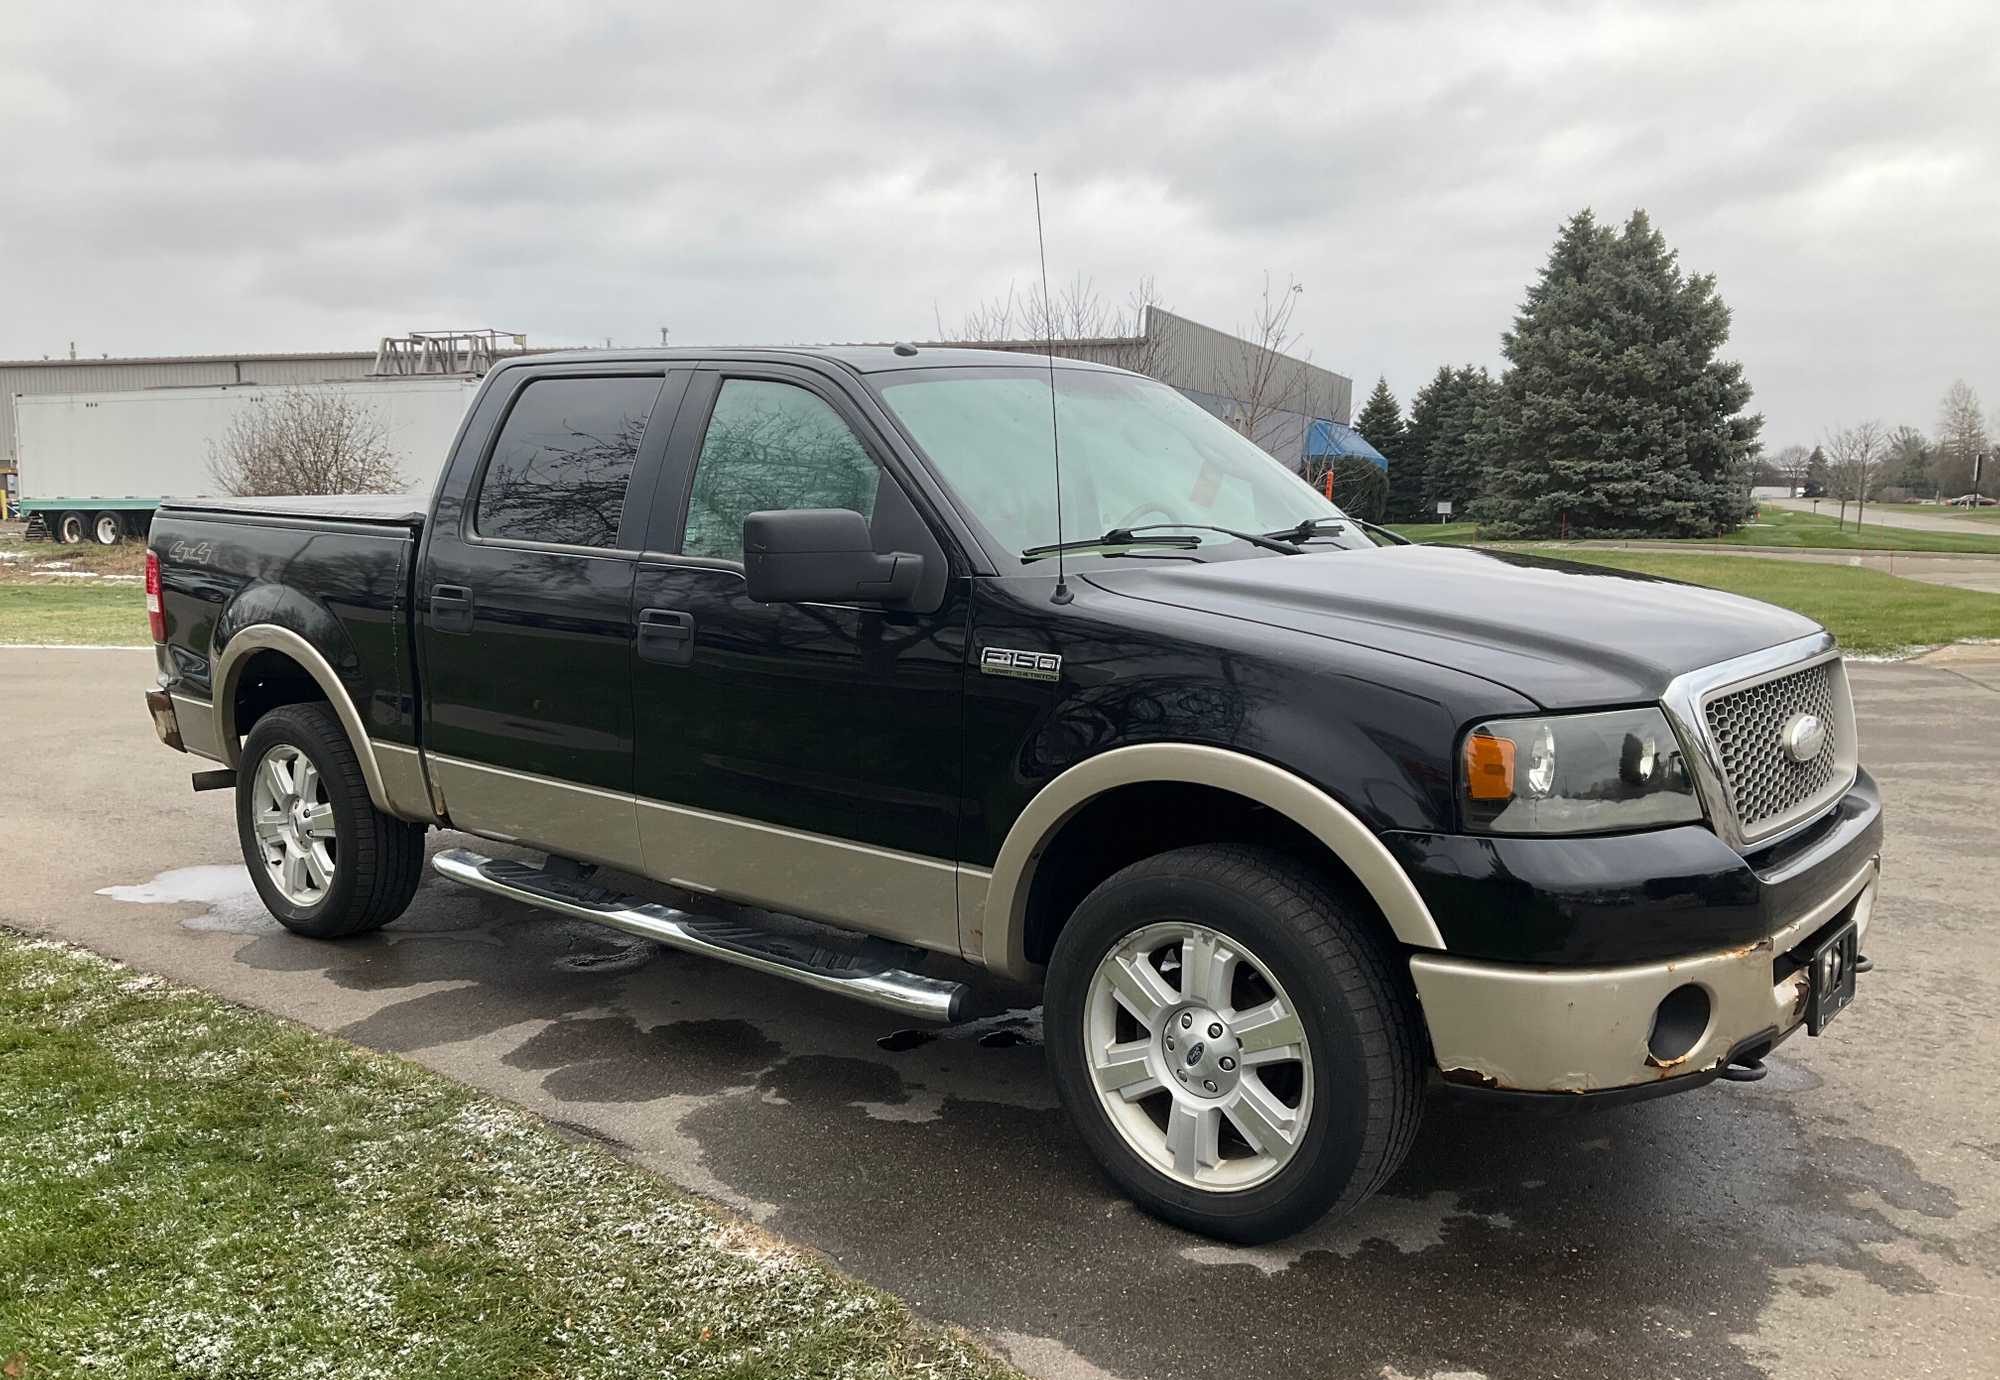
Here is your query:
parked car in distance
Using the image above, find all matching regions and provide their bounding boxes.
[1947,493,1999,507]
[141,345,1883,1241]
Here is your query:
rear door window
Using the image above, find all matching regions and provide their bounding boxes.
[475,376,665,548]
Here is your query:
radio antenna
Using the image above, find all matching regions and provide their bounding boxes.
[1033,173,1072,605]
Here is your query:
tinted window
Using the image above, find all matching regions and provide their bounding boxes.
[682,380,880,561]
[475,376,663,547]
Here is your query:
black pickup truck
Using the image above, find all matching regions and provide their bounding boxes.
[143,345,1882,1241]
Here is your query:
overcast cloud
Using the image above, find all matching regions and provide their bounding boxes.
[2,0,1994,444]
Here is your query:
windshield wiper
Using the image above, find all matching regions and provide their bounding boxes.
[1116,523,1303,555]
[1263,516,1413,547]
[1020,529,1203,562]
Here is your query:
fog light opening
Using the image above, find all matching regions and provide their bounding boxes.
[1647,984,1712,1066]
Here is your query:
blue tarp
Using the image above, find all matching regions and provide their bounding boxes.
[1305,419,1388,470]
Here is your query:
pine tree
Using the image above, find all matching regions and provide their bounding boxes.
[1355,377,1414,520]
[1475,209,1762,538]
[1805,445,1829,497]
[1407,365,1497,520]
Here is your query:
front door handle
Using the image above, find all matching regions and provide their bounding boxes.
[430,584,474,635]
[637,608,696,666]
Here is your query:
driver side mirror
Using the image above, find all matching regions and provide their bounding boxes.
[742,508,923,607]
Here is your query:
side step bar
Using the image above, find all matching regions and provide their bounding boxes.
[433,848,968,1023]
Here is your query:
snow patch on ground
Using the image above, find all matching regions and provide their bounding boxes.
[1179,1190,1514,1276]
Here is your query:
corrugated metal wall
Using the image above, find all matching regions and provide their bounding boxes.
[931,307,1354,469]
[0,353,376,465]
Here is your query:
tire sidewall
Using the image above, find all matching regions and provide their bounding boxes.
[236,710,363,935]
[1046,862,1380,1239]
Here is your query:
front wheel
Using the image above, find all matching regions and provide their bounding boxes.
[1045,843,1424,1243]
[236,703,427,938]
[53,511,87,545]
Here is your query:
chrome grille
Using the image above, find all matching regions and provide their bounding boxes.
[1703,660,1842,838]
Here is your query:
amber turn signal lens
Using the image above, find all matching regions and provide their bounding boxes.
[1464,732,1516,801]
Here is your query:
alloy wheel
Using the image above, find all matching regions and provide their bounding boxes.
[249,745,337,906]
[1083,921,1313,1191]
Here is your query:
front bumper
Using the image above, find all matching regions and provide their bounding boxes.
[1409,854,1878,1095]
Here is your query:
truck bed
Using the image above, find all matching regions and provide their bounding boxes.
[157,493,429,526]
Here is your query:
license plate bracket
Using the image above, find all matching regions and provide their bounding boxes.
[1806,919,1860,1035]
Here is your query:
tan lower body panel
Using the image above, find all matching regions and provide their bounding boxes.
[371,741,440,825]
[171,692,227,763]
[427,753,643,873]
[1410,859,1878,1093]
[636,798,961,956]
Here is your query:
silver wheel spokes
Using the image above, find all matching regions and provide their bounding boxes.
[250,745,336,906]
[1084,922,1312,1192]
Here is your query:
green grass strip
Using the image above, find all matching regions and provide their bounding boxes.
[0,933,1015,1380]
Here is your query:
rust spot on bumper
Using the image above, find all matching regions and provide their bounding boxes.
[1441,1066,1502,1090]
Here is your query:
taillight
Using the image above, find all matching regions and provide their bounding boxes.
[145,549,165,643]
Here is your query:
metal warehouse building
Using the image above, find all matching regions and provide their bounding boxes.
[938,306,1375,472]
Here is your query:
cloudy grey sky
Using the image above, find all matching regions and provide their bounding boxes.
[2,1,1994,445]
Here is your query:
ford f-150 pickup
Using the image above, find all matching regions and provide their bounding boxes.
[142,345,1882,1241]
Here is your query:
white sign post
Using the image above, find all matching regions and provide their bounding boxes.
[1435,500,1453,524]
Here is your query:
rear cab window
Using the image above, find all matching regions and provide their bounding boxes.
[474,376,666,548]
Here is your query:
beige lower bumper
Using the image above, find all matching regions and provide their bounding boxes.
[1409,858,1878,1094]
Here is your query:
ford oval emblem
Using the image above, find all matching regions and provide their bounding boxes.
[1782,713,1827,764]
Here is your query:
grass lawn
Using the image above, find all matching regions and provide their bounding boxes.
[1388,508,2000,554]
[1384,521,1480,544]
[1716,505,2000,554]
[1549,551,2000,654]
[0,584,148,645]
[0,933,1015,1380]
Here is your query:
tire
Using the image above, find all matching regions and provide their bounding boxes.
[236,702,427,938]
[1044,843,1424,1243]
[92,511,124,545]
[53,511,86,545]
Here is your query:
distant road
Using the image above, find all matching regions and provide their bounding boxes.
[1766,495,1999,536]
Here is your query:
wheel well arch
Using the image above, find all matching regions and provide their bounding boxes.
[977,744,1446,981]
[213,625,399,817]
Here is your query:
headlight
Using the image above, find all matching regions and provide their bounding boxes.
[1459,708,1702,835]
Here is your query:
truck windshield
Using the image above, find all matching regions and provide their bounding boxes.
[874,366,1378,561]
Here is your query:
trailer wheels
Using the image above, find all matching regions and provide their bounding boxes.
[53,511,87,545]
[92,511,124,545]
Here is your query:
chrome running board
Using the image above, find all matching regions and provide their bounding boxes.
[433,847,968,1022]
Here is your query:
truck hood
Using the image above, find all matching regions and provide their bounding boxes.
[1083,544,1821,709]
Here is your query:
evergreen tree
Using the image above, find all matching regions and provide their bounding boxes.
[1407,365,1497,519]
[1475,209,1761,538]
[1805,445,1829,497]
[1355,377,1416,520]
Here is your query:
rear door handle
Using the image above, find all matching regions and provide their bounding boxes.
[637,608,695,666]
[430,584,474,635]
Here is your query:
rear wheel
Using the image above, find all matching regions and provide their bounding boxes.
[236,703,427,938]
[1045,843,1424,1242]
[53,511,86,545]
[92,511,124,545]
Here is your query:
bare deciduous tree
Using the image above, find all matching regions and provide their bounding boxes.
[953,275,1176,377]
[1935,379,1990,498]
[1823,420,1887,529]
[1770,443,1811,497]
[1211,273,1315,458]
[207,388,405,496]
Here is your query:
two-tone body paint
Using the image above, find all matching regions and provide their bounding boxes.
[149,345,1881,1012]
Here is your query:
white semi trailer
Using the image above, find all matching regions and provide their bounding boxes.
[14,376,478,544]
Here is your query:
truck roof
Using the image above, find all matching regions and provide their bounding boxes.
[499,344,1131,376]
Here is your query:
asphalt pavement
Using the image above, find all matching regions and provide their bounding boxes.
[5,646,1997,1380]
[1766,495,2000,538]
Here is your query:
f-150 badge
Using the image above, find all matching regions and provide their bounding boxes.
[981,647,1062,682]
